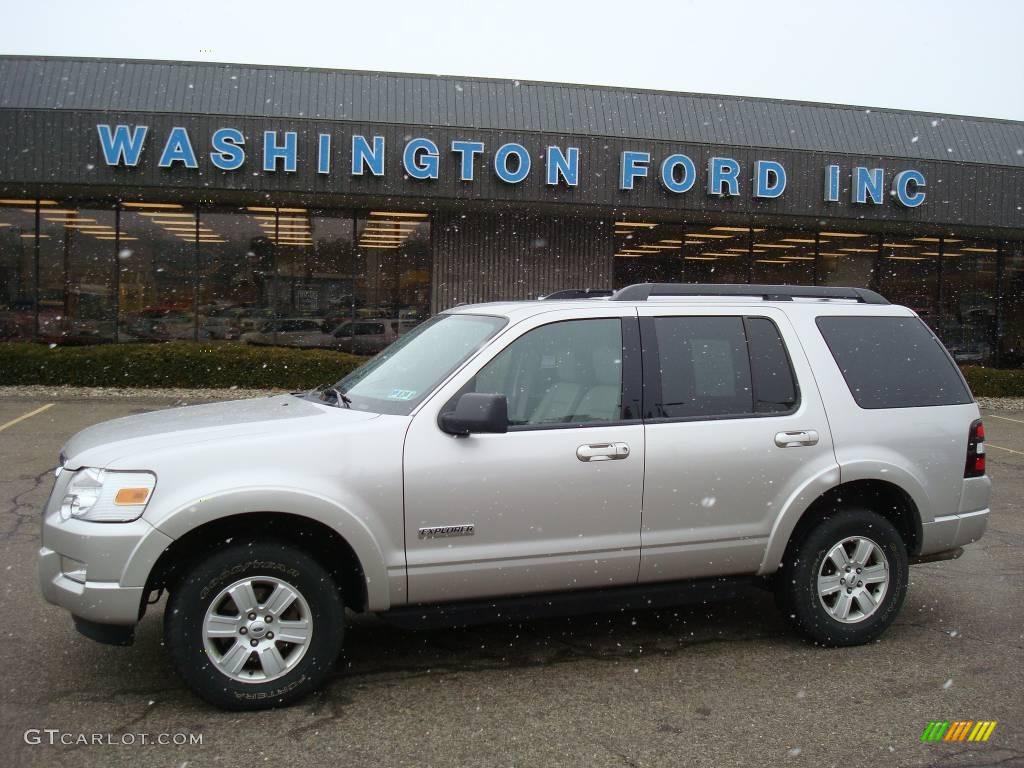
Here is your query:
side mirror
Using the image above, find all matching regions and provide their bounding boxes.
[439,393,508,436]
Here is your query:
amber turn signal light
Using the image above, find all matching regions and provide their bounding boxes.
[114,487,151,505]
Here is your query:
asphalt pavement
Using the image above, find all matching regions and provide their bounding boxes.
[1,395,1021,768]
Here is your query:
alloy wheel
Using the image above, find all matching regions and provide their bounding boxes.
[816,536,890,624]
[202,576,314,683]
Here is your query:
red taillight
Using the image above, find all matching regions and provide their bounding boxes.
[965,419,986,478]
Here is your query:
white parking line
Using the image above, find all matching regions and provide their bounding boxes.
[987,443,1024,456]
[0,403,54,433]
[987,414,1024,426]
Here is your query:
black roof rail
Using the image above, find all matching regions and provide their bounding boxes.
[539,288,615,300]
[610,283,889,304]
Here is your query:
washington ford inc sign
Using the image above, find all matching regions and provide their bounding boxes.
[96,124,928,208]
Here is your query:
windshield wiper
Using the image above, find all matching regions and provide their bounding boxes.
[321,386,352,408]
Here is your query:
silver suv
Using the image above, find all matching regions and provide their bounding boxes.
[37,283,991,710]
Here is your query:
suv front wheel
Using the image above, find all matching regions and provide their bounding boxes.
[777,509,909,646]
[165,540,344,710]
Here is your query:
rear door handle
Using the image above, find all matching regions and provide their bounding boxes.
[775,430,819,447]
[577,442,630,462]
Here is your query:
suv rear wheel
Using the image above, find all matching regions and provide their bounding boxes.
[165,540,344,710]
[777,509,908,646]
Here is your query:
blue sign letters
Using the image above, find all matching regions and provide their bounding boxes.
[94,123,928,209]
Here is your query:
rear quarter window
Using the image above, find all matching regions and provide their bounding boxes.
[816,316,971,409]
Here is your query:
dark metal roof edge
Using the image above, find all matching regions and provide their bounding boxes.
[1,54,1021,128]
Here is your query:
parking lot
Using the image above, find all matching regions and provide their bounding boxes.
[1,393,1021,768]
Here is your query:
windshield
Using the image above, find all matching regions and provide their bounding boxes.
[330,313,507,415]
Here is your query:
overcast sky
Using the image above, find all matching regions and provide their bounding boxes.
[5,0,1022,120]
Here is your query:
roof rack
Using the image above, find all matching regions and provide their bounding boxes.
[610,283,889,304]
[539,288,615,300]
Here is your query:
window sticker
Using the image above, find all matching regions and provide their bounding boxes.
[387,388,417,401]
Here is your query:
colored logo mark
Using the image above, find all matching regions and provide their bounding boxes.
[921,721,997,742]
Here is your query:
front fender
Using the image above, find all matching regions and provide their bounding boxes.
[136,488,393,611]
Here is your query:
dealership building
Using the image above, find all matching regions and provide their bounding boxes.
[1,56,1023,363]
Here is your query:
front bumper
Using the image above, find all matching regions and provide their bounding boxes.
[37,471,173,627]
[37,546,147,625]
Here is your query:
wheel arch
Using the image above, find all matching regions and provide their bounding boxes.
[760,478,924,575]
[144,511,372,614]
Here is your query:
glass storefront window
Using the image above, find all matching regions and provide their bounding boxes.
[3,198,1021,372]
[344,212,431,354]
[681,225,752,284]
[751,228,816,285]
[877,235,938,319]
[818,231,878,289]
[271,210,354,323]
[0,200,38,340]
[189,207,429,352]
[1002,243,1024,367]
[612,221,685,286]
[37,204,117,344]
[197,207,276,344]
[938,237,998,366]
[118,203,197,342]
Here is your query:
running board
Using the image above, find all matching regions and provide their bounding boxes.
[379,576,754,630]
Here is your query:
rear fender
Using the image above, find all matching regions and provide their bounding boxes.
[758,461,929,574]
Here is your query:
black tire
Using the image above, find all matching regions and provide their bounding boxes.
[776,509,908,646]
[165,540,344,710]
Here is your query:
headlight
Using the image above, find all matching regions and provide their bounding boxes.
[60,468,157,523]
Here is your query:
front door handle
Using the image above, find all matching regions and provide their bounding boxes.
[775,430,820,448]
[577,442,630,462]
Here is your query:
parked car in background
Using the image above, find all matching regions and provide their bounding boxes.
[0,301,34,339]
[311,318,408,354]
[124,307,198,341]
[202,306,248,340]
[240,318,327,347]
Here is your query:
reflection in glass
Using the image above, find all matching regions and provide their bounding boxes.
[1002,244,1024,366]
[751,228,815,285]
[198,208,275,344]
[937,238,998,366]
[877,236,938,319]
[118,204,197,342]
[273,212,354,327]
[339,212,431,355]
[681,225,752,284]
[37,205,117,344]
[613,221,684,286]
[0,201,37,340]
[818,231,877,289]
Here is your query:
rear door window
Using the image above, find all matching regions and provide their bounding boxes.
[816,315,971,408]
[653,316,751,418]
[747,317,799,413]
[645,315,798,419]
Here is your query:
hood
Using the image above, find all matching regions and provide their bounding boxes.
[62,394,378,469]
